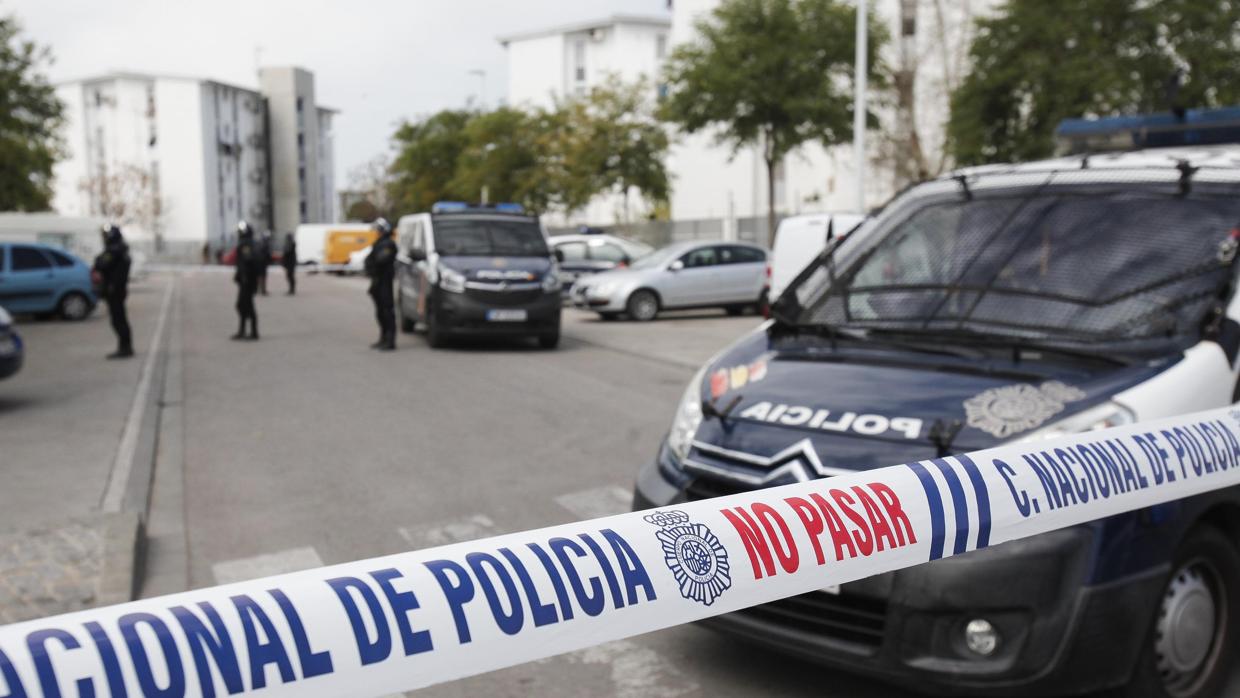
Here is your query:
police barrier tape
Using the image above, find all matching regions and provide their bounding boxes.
[5,407,1240,697]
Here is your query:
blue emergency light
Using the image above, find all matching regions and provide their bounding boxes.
[494,203,525,214]
[431,201,469,213]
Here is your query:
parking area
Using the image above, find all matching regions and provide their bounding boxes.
[0,271,920,697]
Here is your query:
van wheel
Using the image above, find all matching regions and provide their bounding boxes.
[1129,526,1239,698]
[425,306,447,348]
[399,296,416,333]
[626,290,659,322]
[537,332,560,349]
[59,292,92,321]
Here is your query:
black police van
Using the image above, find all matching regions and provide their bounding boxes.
[634,145,1240,696]
[395,203,562,348]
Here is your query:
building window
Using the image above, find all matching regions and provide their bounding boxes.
[573,40,586,83]
[296,97,304,112]
[298,167,305,183]
[297,133,304,146]
[656,34,668,59]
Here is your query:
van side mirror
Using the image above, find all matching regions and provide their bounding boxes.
[669,260,685,272]
[554,248,565,263]
[409,247,427,262]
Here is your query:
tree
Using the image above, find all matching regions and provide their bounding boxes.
[449,106,559,213]
[557,77,670,222]
[0,14,64,211]
[79,164,163,237]
[387,110,473,216]
[345,154,396,221]
[949,0,1240,165]
[661,0,886,245]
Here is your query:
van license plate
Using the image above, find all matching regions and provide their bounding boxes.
[486,309,527,322]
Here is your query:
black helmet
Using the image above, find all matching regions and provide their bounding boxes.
[101,223,123,244]
[374,217,393,237]
[237,221,254,238]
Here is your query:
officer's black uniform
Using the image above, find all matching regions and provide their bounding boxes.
[365,218,397,351]
[232,222,261,340]
[257,232,273,296]
[93,225,133,359]
[281,233,298,295]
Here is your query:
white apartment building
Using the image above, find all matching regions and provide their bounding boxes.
[500,14,672,225]
[668,0,994,225]
[53,68,336,256]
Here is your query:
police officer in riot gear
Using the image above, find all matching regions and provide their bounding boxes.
[232,221,261,340]
[93,224,133,359]
[364,218,397,350]
[281,232,298,295]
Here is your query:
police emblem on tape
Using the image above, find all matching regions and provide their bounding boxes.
[644,510,732,606]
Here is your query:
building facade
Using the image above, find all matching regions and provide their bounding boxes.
[52,68,335,256]
[500,14,672,225]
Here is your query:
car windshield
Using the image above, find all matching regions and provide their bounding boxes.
[433,217,549,257]
[629,245,686,270]
[787,173,1240,356]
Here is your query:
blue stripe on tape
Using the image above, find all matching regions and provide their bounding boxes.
[905,461,946,561]
[931,458,970,556]
[954,453,992,550]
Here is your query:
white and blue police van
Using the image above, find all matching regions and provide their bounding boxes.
[634,144,1240,696]
[395,202,563,349]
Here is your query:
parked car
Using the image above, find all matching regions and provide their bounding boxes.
[633,145,1240,696]
[0,242,96,320]
[396,203,562,348]
[548,233,653,296]
[0,306,22,380]
[768,212,866,300]
[570,241,768,321]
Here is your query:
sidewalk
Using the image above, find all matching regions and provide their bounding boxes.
[0,278,176,622]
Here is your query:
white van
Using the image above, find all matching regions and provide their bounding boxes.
[768,212,865,300]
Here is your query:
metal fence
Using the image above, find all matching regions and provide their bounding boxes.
[549,214,782,249]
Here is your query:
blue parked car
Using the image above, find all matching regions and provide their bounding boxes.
[0,242,96,320]
[0,305,22,380]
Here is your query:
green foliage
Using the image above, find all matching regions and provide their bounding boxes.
[0,15,64,211]
[385,79,670,218]
[949,0,1240,165]
[387,110,473,216]
[659,0,886,241]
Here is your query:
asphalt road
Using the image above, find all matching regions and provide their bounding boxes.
[2,270,918,697]
[169,271,915,697]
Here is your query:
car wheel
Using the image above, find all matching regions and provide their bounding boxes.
[537,332,560,349]
[59,292,92,321]
[1129,525,1239,698]
[598,312,620,322]
[626,290,659,322]
[399,296,416,333]
[426,306,447,348]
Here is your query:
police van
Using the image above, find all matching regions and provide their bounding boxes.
[633,145,1240,696]
[396,203,562,348]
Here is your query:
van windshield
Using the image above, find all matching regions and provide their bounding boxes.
[787,177,1240,356]
[433,218,548,257]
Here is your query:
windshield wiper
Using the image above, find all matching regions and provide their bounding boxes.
[866,327,1133,366]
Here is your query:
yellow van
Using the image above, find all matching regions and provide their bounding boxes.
[324,227,379,266]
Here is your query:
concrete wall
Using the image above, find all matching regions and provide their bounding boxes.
[153,80,208,243]
[261,67,328,234]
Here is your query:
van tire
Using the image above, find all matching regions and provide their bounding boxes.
[425,306,447,348]
[1128,525,1240,698]
[59,292,92,321]
[626,290,659,322]
[537,332,560,349]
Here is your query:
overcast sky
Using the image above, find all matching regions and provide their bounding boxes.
[12,0,670,187]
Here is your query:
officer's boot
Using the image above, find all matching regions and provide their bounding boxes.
[379,330,396,352]
[248,317,259,341]
[370,332,386,349]
[231,319,247,341]
[107,345,135,360]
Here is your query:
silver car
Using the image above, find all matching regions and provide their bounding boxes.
[570,241,768,321]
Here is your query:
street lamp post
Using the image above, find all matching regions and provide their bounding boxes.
[854,0,867,212]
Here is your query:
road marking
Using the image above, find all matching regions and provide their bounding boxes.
[100,279,176,513]
[554,486,632,521]
[212,547,324,585]
[398,514,498,549]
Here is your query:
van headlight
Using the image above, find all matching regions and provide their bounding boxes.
[438,267,466,294]
[1018,401,1136,442]
[667,365,708,462]
[542,271,560,293]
